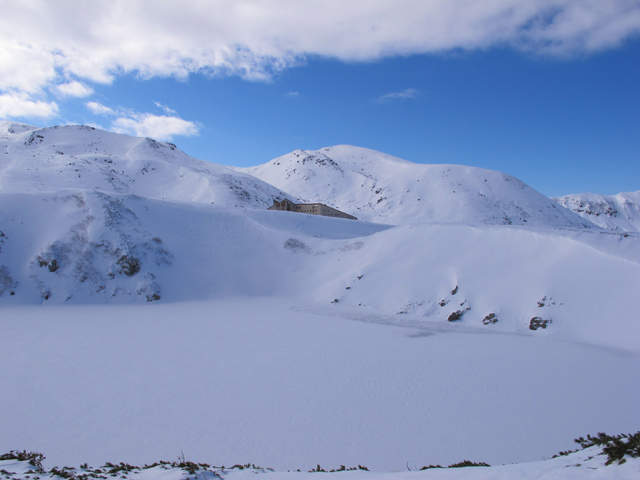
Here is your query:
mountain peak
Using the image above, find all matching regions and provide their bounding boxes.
[0,122,293,208]
[244,146,594,228]
[0,120,40,135]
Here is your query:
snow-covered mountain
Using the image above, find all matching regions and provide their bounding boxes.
[554,190,640,232]
[242,145,595,228]
[1,123,639,474]
[0,121,293,207]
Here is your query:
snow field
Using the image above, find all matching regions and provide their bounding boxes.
[2,298,640,472]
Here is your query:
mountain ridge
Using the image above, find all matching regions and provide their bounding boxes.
[242,145,597,228]
[0,121,295,208]
[554,190,640,232]
[4,121,637,232]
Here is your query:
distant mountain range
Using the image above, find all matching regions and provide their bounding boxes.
[554,190,640,233]
[3,121,638,231]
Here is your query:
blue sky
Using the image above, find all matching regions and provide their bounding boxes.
[1,1,639,196]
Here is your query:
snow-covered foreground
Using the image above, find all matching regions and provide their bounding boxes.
[2,297,640,472]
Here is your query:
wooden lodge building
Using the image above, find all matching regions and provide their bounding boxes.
[268,199,357,220]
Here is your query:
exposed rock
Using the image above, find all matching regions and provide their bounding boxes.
[284,238,311,253]
[482,313,498,325]
[529,317,551,330]
[448,309,469,322]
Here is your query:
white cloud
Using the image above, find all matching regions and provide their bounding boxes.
[377,88,421,103]
[111,113,200,141]
[85,100,199,141]
[0,92,58,118]
[0,43,57,94]
[55,81,94,98]
[86,101,115,116]
[1,1,639,98]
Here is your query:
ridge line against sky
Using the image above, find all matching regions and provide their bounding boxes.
[0,0,639,196]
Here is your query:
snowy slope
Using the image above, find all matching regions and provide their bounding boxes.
[0,121,293,207]
[554,190,640,232]
[1,189,638,353]
[0,190,389,303]
[241,145,594,227]
[296,223,640,353]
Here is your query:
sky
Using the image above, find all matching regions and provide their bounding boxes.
[1,1,639,197]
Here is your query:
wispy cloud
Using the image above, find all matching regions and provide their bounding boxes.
[377,88,421,104]
[55,81,94,98]
[0,92,58,118]
[285,91,300,97]
[1,1,639,113]
[86,101,200,141]
[86,101,115,116]
[154,101,177,115]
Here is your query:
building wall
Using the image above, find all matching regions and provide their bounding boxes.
[268,200,357,220]
[319,204,357,220]
[295,204,320,215]
[268,199,295,211]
